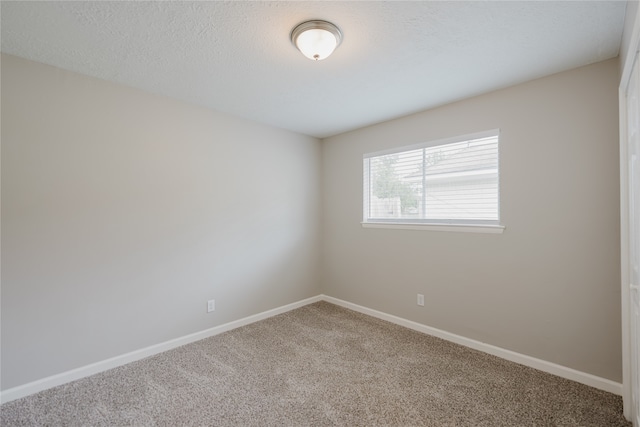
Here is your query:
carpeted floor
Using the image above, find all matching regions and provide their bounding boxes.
[0,301,631,426]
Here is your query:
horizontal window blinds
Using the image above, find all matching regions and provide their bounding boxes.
[363,131,499,224]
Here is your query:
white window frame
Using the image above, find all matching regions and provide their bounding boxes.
[362,129,505,234]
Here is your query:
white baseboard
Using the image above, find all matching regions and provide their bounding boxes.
[322,295,622,396]
[1,293,622,403]
[0,295,322,404]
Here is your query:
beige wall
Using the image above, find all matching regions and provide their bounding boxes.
[321,58,622,381]
[1,53,623,391]
[1,54,322,390]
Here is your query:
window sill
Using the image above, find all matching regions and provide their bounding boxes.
[361,222,505,234]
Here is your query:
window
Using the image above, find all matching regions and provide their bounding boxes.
[363,130,503,232]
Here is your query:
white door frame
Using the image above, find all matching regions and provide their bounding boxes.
[620,4,640,423]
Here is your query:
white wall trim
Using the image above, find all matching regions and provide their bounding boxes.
[620,79,633,421]
[619,1,640,421]
[322,295,623,396]
[361,222,505,234]
[0,295,322,404]
[1,293,622,404]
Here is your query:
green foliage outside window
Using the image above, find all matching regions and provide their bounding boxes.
[372,156,418,213]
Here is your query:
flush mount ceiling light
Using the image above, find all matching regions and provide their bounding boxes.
[290,20,342,61]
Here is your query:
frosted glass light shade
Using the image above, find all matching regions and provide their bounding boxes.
[291,20,342,61]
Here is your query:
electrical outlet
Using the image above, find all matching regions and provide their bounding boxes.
[417,294,424,306]
[207,299,215,313]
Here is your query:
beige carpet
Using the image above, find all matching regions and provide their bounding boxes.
[0,301,630,426]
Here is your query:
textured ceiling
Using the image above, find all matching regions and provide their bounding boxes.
[0,1,627,138]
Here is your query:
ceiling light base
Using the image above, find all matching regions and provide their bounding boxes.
[291,20,342,61]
